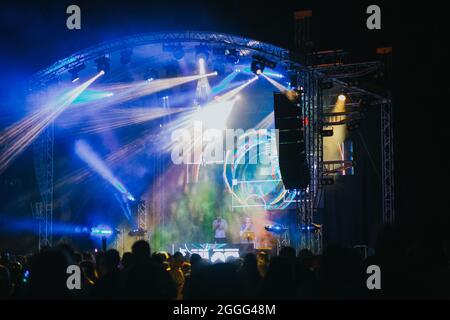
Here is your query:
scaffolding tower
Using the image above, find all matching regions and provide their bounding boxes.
[33,123,54,248]
[137,200,148,240]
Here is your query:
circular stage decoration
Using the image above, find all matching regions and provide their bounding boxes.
[223,129,295,210]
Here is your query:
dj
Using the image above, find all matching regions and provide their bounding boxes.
[240,217,255,243]
[212,215,228,243]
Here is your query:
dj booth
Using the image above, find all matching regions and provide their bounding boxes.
[170,243,271,263]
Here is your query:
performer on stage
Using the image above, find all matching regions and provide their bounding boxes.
[213,215,228,243]
[240,217,255,243]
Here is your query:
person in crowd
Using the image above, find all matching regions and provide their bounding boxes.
[79,259,97,297]
[256,251,270,278]
[238,253,262,299]
[27,246,74,299]
[0,264,11,299]
[92,249,123,299]
[124,240,176,299]
[121,252,136,271]
[169,252,185,300]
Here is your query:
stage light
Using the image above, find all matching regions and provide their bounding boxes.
[71,75,80,83]
[144,68,158,82]
[120,50,132,64]
[91,225,113,238]
[69,64,85,83]
[128,227,147,237]
[0,71,104,173]
[195,44,209,63]
[198,57,208,75]
[263,71,284,79]
[75,140,136,203]
[251,55,277,76]
[289,74,298,90]
[95,55,110,73]
[300,224,320,231]
[338,93,347,102]
[251,59,264,75]
[225,48,240,64]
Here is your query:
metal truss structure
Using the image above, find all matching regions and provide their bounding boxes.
[33,123,54,248]
[32,31,290,86]
[381,100,395,224]
[293,48,394,253]
[296,70,323,253]
[137,200,148,240]
[300,56,395,246]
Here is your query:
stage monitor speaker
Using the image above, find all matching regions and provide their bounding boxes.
[273,92,310,189]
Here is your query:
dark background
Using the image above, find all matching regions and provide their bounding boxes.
[0,1,447,251]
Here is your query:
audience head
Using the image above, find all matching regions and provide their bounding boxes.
[190,253,202,267]
[279,246,296,260]
[171,252,184,269]
[99,249,120,275]
[0,264,11,298]
[297,248,314,268]
[121,252,136,270]
[132,240,151,264]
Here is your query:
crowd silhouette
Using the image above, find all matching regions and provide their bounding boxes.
[0,224,449,300]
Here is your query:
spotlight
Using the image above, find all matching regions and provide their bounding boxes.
[195,44,210,62]
[251,60,264,75]
[120,50,132,64]
[289,74,298,90]
[144,68,158,81]
[338,93,347,102]
[69,64,85,83]
[91,225,113,238]
[225,48,240,64]
[128,227,147,237]
[70,73,79,83]
[251,55,276,75]
[95,55,110,73]
[264,224,287,234]
[300,224,320,231]
[198,57,206,75]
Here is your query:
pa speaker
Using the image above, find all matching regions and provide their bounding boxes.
[273,92,310,189]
